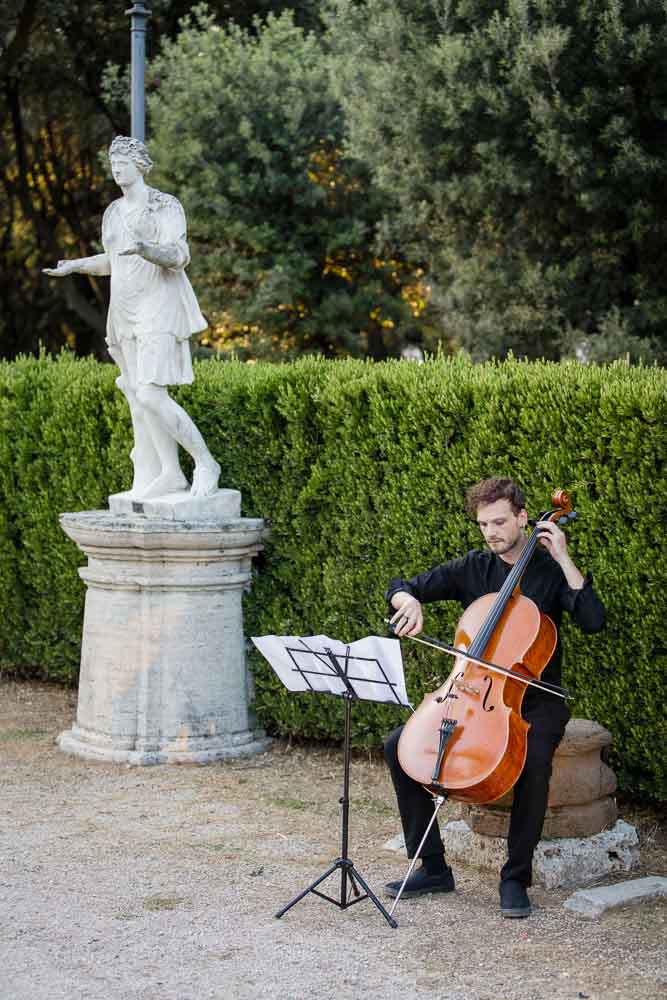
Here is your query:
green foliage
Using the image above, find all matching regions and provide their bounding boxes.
[327,0,667,361]
[147,9,412,359]
[0,354,665,802]
[0,352,130,679]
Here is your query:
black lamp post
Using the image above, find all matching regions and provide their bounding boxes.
[126,2,151,141]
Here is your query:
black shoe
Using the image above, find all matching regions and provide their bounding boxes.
[499,880,531,918]
[385,864,455,899]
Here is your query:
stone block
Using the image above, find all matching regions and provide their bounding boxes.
[563,876,667,919]
[548,718,617,806]
[108,488,241,520]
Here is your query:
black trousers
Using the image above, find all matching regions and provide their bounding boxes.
[383,695,570,887]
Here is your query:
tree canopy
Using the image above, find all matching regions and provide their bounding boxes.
[3,0,667,362]
[327,0,667,362]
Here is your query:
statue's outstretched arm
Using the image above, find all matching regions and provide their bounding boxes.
[43,253,111,278]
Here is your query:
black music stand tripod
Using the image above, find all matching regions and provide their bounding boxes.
[273,645,400,929]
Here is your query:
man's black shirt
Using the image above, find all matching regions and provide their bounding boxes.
[386,547,606,695]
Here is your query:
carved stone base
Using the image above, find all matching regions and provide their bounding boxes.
[58,507,267,766]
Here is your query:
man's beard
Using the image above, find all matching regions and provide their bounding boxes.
[489,533,525,557]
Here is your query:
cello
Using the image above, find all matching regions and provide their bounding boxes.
[395,489,575,806]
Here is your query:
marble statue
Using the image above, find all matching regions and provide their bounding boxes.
[44,136,220,500]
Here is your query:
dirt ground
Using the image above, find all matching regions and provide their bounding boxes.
[1,679,665,1000]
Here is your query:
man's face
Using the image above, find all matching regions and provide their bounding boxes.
[476,498,527,559]
[110,155,142,188]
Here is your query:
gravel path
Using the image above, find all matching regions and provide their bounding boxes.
[1,680,665,1000]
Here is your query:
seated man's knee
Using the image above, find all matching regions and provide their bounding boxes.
[115,374,128,393]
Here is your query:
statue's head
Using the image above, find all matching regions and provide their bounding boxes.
[108,136,153,175]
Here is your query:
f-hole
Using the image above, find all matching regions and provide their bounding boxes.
[435,670,465,704]
[482,675,495,712]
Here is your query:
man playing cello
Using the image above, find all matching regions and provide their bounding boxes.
[384,477,606,917]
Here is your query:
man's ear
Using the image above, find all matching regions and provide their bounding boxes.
[518,508,528,529]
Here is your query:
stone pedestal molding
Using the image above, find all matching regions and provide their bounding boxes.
[58,491,268,765]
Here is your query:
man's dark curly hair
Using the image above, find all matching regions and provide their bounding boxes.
[464,477,526,517]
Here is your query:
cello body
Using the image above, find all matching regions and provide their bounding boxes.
[397,593,557,803]
[396,490,572,806]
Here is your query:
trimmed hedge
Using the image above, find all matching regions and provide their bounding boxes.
[0,353,665,801]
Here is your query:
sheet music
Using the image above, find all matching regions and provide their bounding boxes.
[250,633,410,707]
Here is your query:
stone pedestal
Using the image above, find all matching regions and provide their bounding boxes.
[57,491,268,765]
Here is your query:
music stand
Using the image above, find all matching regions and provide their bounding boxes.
[251,633,411,929]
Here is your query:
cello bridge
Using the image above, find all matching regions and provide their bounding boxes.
[453,679,480,696]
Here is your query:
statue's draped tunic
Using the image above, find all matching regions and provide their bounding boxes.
[102,188,207,387]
